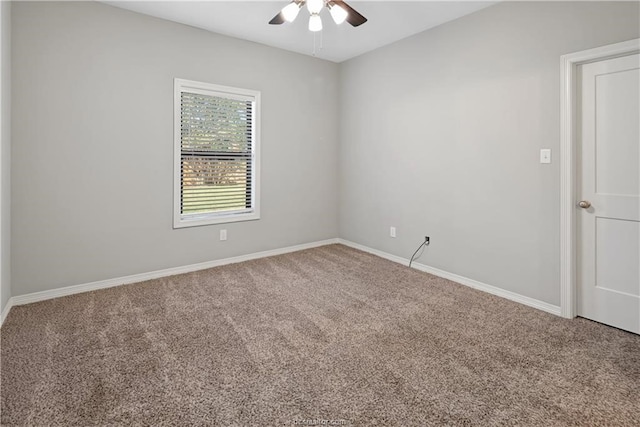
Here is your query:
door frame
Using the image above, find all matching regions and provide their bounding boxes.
[559,38,640,318]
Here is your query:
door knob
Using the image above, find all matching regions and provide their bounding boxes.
[578,200,591,209]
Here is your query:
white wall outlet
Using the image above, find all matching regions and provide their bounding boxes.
[220,229,227,241]
[540,148,551,164]
[390,226,396,238]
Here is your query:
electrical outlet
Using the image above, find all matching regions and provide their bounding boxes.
[220,229,227,241]
[390,227,396,238]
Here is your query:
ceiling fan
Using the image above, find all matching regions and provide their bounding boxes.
[269,0,367,32]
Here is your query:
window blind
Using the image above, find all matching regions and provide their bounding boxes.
[180,91,254,218]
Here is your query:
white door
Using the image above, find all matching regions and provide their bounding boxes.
[577,53,640,334]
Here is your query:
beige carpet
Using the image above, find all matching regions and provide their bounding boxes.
[1,244,639,426]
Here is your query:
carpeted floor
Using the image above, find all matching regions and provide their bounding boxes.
[1,244,639,426]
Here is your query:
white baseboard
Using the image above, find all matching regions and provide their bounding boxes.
[1,237,561,327]
[1,238,340,326]
[1,298,11,325]
[337,239,561,317]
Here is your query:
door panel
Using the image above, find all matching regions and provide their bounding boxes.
[596,217,639,297]
[578,53,640,334]
[595,68,640,196]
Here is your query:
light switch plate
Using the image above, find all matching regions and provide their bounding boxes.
[540,149,551,164]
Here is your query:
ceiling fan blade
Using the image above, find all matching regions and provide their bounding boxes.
[333,0,367,27]
[269,11,286,25]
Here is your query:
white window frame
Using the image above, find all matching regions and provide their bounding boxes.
[173,78,261,228]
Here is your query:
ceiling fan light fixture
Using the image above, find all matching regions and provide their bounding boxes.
[307,0,324,15]
[269,0,367,29]
[329,3,348,25]
[308,13,323,32]
[282,1,301,22]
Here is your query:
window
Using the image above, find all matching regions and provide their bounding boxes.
[174,79,260,228]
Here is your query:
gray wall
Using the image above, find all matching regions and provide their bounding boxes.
[339,1,640,306]
[1,0,11,312]
[1,0,10,311]
[11,1,640,305]
[12,2,339,295]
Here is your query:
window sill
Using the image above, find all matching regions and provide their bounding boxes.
[173,211,260,229]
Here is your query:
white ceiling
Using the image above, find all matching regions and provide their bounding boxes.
[102,1,497,63]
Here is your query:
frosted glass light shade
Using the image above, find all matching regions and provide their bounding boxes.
[307,0,324,14]
[282,2,301,22]
[308,13,323,32]
[329,4,348,25]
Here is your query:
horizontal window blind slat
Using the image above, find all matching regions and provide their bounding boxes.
[182,167,250,179]
[181,200,248,208]
[180,186,250,193]
[181,199,249,205]
[182,201,248,207]
[181,201,248,207]
[182,192,248,198]
[181,195,250,201]
[181,204,248,212]
[181,173,251,178]
[181,167,251,172]
[182,204,249,210]
[181,153,251,158]
[181,189,250,197]
[182,194,250,201]
[182,162,251,166]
